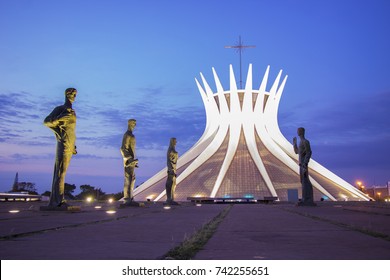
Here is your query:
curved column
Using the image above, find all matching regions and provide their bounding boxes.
[136,64,369,203]
[242,64,277,197]
[258,70,336,200]
[210,65,241,197]
[154,70,231,201]
[134,74,218,198]
[263,73,368,201]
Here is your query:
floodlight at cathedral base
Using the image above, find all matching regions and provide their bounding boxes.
[134,64,368,202]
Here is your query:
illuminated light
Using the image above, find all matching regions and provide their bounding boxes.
[108,198,114,203]
[86,197,93,203]
[193,193,207,198]
[196,203,202,207]
[106,210,116,214]
[356,181,362,187]
[163,206,171,210]
[94,206,102,209]
[9,210,20,213]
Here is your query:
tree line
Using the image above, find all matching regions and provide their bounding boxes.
[11,182,123,201]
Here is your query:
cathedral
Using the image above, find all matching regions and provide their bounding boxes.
[134,64,368,202]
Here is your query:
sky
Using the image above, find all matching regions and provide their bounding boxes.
[0,0,389,195]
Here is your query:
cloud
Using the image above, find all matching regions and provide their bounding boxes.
[0,92,48,145]
[0,88,205,183]
[74,86,205,153]
[280,91,390,145]
[279,90,390,184]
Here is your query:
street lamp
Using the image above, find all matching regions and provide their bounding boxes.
[356,181,364,192]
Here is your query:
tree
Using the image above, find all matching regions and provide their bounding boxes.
[64,183,76,199]
[40,184,75,198]
[100,191,123,201]
[11,172,19,192]
[41,191,51,197]
[15,182,38,194]
[112,191,124,201]
[75,184,105,200]
[79,184,95,193]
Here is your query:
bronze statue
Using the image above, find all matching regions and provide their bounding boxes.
[165,137,179,205]
[43,88,77,208]
[293,127,316,206]
[120,119,139,206]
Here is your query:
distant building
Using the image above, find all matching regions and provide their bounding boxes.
[363,182,390,201]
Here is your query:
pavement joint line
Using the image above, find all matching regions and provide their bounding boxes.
[0,215,129,241]
[0,215,37,222]
[161,204,234,260]
[342,208,390,216]
[281,207,390,242]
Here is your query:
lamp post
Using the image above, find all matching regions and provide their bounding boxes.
[356,181,365,192]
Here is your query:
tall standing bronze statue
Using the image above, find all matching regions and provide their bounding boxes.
[120,119,140,206]
[43,88,77,209]
[293,127,316,206]
[165,137,179,205]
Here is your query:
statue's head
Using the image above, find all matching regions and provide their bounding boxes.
[65,88,77,104]
[297,127,305,137]
[169,137,177,147]
[128,119,136,130]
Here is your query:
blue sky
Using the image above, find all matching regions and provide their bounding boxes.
[0,0,389,194]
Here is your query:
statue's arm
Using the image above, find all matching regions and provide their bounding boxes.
[44,108,60,128]
[169,151,178,164]
[293,137,298,154]
[167,150,178,175]
[302,140,312,167]
[44,107,72,128]
[121,134,138,167]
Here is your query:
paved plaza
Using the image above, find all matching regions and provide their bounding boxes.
[1,200,389,260]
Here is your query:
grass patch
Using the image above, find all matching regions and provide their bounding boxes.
[163,204,233,260]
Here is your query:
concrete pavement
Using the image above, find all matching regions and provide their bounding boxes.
[195,202,390,260]
[1,200,389,260]
[0,201,226,259]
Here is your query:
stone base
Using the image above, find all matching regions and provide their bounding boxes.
[119,201,145,208]
[40,205,81,211]
[296,201,317,207]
